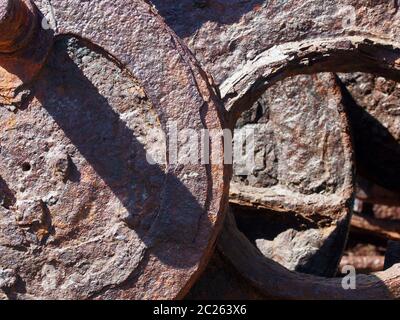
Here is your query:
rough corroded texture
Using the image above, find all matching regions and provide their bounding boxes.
[230,74,354,276]
[338,73,400,199]
[3,0,400,300]
[0,0,53,108]
[341,239,386,271]
[0,0,227,300]
[152,0,400,298]
[340,255,384,274]
[2,36,159,299]
[233,74,352,195]
[151,0,400,124]
[218,210,400,300]
[256,228,341,275]
[153,0,358,277]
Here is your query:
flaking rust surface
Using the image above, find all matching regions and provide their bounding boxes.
[233,74,352,196]
[150,0,400,298]
[151,1,358,277]
[1,0,228,300]
[151,0,400,116]
[338,73,400,193]
[152,0,400,84]
[0,36,164,299]
[230,74,354,276]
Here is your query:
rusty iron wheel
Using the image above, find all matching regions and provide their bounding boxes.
[214,2,400,299]
[149,0,400,299]
[0,0,228,300]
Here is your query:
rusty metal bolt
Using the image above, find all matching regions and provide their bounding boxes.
[0,0,52,108]
[0,0,37,54]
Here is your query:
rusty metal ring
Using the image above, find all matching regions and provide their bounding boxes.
[222,37,400,127]
[219,210,400,299]
[149,1,400,280]
[148,0,369,283]
[206,2,400,299]
[148,0,400,299]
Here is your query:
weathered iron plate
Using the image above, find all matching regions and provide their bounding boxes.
[0,0,227,300]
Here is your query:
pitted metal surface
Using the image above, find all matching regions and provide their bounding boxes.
[150,1,356,278]
[230,73,354,277]
[2,0,400,301]
[1,36,164,299]
[149,0,400,299]
[0,0,227,300]
[150,0,400,122]
[232,74,352,198]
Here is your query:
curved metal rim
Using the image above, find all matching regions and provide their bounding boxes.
[222,36,400,128]
[220,34,400,300]
[28,0,229,300]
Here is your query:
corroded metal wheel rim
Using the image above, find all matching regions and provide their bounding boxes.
[0,0,228,300]
[223,36,400,127]
[148,3,400,294]
[219,210,400,299]
[211,2,400,300]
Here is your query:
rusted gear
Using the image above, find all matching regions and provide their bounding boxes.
[0,0,227,300]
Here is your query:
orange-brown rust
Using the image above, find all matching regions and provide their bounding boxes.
[0,0,53,108]
[0,0,36,54]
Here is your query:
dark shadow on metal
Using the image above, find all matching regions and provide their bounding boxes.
[336,75,400,193]
[216,210,394,299]
[231,204,350,277]
[29,35,212,269]
[150,0,266,38]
